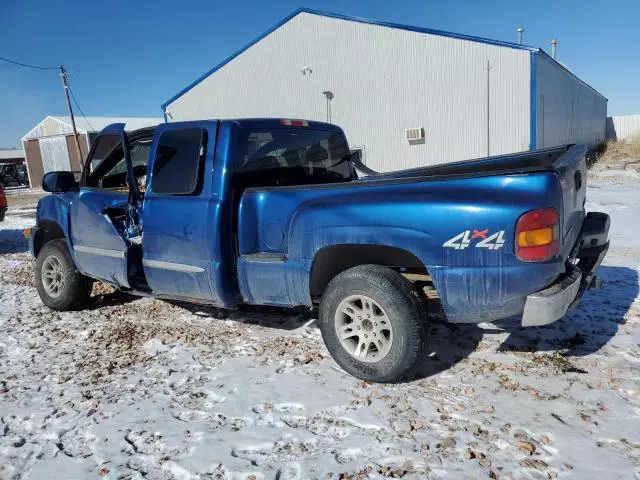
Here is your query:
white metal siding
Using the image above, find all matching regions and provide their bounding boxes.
[606,115,640,140]
[535,54,606,149]
[166,13,531,172]
[39,137,71,173]
[23,117,79,140]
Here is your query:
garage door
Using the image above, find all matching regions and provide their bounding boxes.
[40,136,71,173]
[25,139,45,188]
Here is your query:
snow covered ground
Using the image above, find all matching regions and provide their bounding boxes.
[1,175,638,480]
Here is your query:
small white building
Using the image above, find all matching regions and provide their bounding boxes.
[162,8,607,172]
[21,116,161,188]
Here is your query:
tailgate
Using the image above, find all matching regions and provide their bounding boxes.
[554,145,588,254]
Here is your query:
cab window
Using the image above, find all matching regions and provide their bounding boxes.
[85,134,151,191]
[150,128,207,195]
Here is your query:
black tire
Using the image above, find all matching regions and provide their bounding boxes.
[35,239,93,311]
[319,264,429,382]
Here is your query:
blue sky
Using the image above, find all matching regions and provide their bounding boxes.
[1,0,638,148]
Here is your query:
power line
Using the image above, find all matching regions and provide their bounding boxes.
[0,55,58,70]
[67,85,96,132]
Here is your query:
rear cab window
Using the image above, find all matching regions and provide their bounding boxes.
[234,127,354,186]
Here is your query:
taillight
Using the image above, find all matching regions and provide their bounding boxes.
[515,208,559,262]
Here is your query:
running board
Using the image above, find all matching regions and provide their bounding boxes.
[241,252,287,263]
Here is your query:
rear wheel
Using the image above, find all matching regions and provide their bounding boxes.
[319,264,429,382]
[35,239,93,311]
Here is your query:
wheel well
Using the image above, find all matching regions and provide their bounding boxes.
[33,220,65,258]
[309,244,429,298]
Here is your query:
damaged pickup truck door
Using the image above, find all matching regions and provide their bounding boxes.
[69,124,134,287]
[140,121,229,303]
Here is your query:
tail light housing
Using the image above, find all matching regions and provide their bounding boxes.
[280,119,309,127]
[515,208,559,262]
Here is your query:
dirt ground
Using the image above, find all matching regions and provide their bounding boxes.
[3,187,47,208]
[0,181,639,480]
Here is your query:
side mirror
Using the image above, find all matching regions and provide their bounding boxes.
[42,171,79,193]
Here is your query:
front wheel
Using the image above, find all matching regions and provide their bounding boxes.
[319,264,429,382]
[35,239,93,311]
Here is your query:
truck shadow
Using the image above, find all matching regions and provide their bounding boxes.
[167,301,313,331]
[0,229,30,254]
[80,265,636,378]
[409,265,638,380]
[173,301,485,378]
[85,289,139,310]
[410,321,484,380]
[495,265,638,357]
[169,301,485,377]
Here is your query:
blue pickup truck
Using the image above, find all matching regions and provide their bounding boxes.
[29,119,609,382]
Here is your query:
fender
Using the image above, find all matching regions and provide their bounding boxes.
[32,193,75,259]
[286,195,435,305]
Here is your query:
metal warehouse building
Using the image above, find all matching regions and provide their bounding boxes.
[163,9,607,172]
[22,116,161,188]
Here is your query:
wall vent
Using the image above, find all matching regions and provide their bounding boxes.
[405,127,424,141]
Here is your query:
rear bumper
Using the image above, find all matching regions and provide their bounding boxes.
[521,212,610,327]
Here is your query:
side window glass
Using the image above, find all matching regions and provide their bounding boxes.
[85,135,124,188]
[88,134,122,175]
[151,128,206,195]
[97,143,151,191]
[85,135,152,191]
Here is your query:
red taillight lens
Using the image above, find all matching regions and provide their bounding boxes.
[280,119,309,127]
[515,208,559,262]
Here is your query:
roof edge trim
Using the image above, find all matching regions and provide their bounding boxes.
[536,49,607,101]
[21,115,89,141]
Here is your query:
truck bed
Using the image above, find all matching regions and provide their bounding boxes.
[360,145,574,181]
[237,144,588,322]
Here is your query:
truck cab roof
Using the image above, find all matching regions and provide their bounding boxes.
[228,118,344,132]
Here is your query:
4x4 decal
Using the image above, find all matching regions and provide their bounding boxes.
[443,229,506,250]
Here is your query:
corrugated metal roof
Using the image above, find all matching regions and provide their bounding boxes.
[50,116,162,132]
[0,149,25,160]
[22,116,162,140]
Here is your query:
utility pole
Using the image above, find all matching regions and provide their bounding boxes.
[59,65,84,168]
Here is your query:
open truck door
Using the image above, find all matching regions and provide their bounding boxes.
[69,123,142,287]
